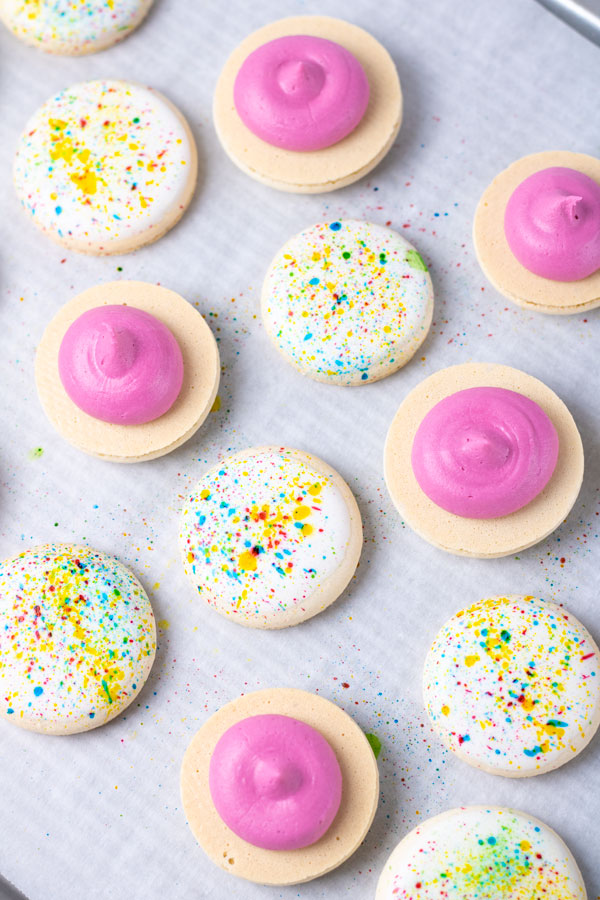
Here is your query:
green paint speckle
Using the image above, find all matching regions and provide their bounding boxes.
[406,249,428,271]
[365,732,382,759]
[29,447,44,460]
[101,679,113,704]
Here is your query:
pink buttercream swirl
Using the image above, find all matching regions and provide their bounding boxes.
[58,305,184,425]
[411,387,559,519]
[504,166,600,281]
[209,714,342,850]
[233,35,370,151]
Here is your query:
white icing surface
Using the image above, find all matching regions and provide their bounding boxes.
[424,595,600,776]
[262,220,433,385]
[0,0,153,54]
[0,543,156,733]
[376,807,586,899]
[179,447,356,627]
[13,79,195,251]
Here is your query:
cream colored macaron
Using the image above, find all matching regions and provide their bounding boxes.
[35,281,220,463]
[179,446,362,628]
[14,79,197,254]
[0,0,153,55]
[474,151,600,314]
[376,806,587,899]
[213,16,402,193]
[384,363,583,558]
[424,595,600,777]
[0,543,156,735]
[180,688,379,885]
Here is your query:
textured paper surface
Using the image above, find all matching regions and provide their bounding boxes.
[1,0,600,897]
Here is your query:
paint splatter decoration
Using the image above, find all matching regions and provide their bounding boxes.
[0,543,156,734]
[0,0,153,55]
[376,806,586,899]
[261,219,434,385]
[179,446,362,629]
[13,79,196,254]
[424,595,600,776]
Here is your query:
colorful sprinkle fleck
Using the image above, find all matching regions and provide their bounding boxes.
[376,807,586,899]
[365,732,383,759]
[262,220,433,385]
[0,543,156,733]
[179,447,360,628]
[14,79,194,252]
[424,596,600,775]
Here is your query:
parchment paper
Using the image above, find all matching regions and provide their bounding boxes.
[1,1,600,897]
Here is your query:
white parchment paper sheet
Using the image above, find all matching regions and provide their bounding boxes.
[1,0,600,897]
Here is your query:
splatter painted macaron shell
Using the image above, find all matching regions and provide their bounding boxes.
[0,543,156,734]
[179,446,362,629]
[376,806,586,900]
[424,595,600,777]
[0,0,153,55]
[13,79,197,255]
[262,220,433,385]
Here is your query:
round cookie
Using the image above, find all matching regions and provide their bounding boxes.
[261,220,433,385]
[474,151,600,314]
[424,595,600,777]
[384,363,584,558]
[0,543,156,735]
[14,79,197,255]
[376,806,586,899]
[180,688,379,885]
[213,16,402,193]
[0,0,153,55]
[179,446,362,628]
[35,281,220,462]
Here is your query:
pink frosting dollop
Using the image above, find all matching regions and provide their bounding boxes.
[233,35,370,151]
[208,714,342,850]
[504,166,600,281]
[411,387,559,519]
[58,305,184,425]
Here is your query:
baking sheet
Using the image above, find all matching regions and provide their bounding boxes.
[1,0,600,897]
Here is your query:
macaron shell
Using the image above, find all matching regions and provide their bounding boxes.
[13,80,197,255]
[375,806,587,899]
[261,220,434,385]
[0,543,156,735]
[213,16,402,193]
[424,595,600,776]
[384,363,584,558]
[180,688,379,885]
[474,151,600,314]
[0,0,153,55]
[35,281,220,462]
[179,446,363,629]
